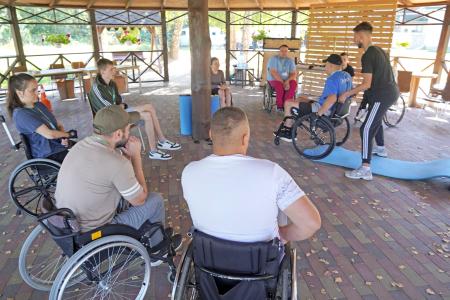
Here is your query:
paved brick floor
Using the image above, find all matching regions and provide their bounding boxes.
[0,84,449,299]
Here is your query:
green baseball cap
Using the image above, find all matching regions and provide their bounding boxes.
[93,105,140,135]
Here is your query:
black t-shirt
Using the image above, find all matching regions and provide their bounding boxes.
[343,64,355,77]
[361,45,399,102]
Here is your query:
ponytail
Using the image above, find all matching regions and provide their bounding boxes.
[6,73,35,117]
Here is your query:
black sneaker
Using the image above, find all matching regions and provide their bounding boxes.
[150,234,183,267]
[279,129,293,142]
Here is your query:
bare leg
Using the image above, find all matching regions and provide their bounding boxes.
[139,111,157,151]
[225,88,232,107]
[218,89,226,107]
[134,104,166,141]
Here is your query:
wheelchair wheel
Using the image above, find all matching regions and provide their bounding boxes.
[171,239,199,300]
[263,84,274,113]
[276,246,297,300]
[335,117,351,146]
[19,224,85,291]
[50,235,151,300]
[291,114,336,160]
[383,95,406,128]
[9,159,60,217]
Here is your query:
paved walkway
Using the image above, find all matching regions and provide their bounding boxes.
[0,84,449,299]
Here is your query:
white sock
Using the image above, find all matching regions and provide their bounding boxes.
[361,165,371,171]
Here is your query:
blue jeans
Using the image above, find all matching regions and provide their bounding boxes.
[112,192,165,246]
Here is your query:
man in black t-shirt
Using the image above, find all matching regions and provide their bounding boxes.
[338,22,399,180]
[340,52,355,77]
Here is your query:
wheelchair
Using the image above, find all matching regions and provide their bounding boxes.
[9,159,178,298]
[354,93,406,128]
[171,230,297,300]
[273,98,352,160]
[263,82,277,113]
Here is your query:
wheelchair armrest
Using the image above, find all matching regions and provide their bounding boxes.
[37,208,80,239]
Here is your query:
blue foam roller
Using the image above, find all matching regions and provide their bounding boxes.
[179,94,192,136]
[211,95,220,116]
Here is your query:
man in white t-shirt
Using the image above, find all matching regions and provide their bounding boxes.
[181,107,321,243]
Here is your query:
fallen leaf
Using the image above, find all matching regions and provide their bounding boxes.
[398,265,406,270]
[322,247,328,251]
[426,288,436,295]
[306,271,314,277]
[365,281,372,286]
[320,288,326,295]
[376,275,383,280]
[335,277,342,283]
[391,282,404,288]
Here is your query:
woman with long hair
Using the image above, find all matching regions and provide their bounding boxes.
[210,57,232,107]
[7,73,75,163]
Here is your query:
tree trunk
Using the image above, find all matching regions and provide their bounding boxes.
[188,0,211,140]
[169,18,183,60]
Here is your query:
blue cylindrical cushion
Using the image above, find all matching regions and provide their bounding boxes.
[179,94,192,136]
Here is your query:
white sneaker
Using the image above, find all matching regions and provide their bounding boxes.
[157,140,181,151]
[345,166,373,180]
[372,146,388,157]
[149,150,172,160]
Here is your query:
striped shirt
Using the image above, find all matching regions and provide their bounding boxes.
[89,75,123,114]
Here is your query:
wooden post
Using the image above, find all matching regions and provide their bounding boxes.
[291,10,297,39]
[9,6,26,67]
[89,10,101,62]
[188,0,211,140]
[161,10,170,82]
[225,10,231,81]
[430,3,450,88]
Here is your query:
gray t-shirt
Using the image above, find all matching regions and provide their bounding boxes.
[55,136,143,232]
[211,69,225,89]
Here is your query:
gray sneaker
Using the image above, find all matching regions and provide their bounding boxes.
[345,166,373,180]
[372,146,388,157]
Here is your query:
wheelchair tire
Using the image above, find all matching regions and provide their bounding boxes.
[50,235,151,300]
[383,94,406,128]
[291,114,336,160]
[274,137,280,146]
[276,245,297,300]
[171,239,199,300]
[9,159,60,218]
[19,224,85,291]
[335,117,351,147]
[263,84,274,113]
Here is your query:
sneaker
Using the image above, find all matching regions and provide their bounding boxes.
[372,146,388,158]
[150,234,183,267]
[149,150,172,160]
[345,166,373,181]
[157,140,181,151]
[279,129,293,142]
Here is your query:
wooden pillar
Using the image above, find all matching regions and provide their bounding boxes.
[161,10,170,82]
[291,10,297,39]
[225,10,231,81]
[9,6,26,67]
[431,3,450,88]
[89,10,101,62]
[188,0,211,140]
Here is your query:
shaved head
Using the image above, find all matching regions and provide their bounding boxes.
[210,107,250,154]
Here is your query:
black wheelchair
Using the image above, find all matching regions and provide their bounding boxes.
[171,230,297,300]
[9,158,179,298]
[263,82,277,113]
[274,98,352,160]
[354,93,406,128]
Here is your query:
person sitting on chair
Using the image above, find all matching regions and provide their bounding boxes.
[267,45,297,110]
[211,57,232,107]
[182,107,321,243]
[89,58,181,160]
[340,52,355,77]
[275,54,352,142]
[55,105,182,265]
[7,73,76,163]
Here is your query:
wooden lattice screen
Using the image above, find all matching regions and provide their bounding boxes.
[302,0,397,97]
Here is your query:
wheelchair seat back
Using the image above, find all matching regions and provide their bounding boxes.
[192,230,283,300]
[20,133,33,160]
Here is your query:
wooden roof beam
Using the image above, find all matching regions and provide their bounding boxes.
[255,0,263,10]
[398,0,413,6]
[287,0,296,9]
[49,0,59,7]
[223,0,229,10]
[125,0,132,9]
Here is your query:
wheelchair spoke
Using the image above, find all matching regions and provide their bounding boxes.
[14,185,41,197]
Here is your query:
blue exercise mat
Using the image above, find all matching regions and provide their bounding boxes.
[314,146,450,180]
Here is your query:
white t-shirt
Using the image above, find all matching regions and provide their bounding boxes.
[181,154,305,243]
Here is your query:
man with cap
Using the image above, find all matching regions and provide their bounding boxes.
[55,105,181,265]
[275,54,352,142]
